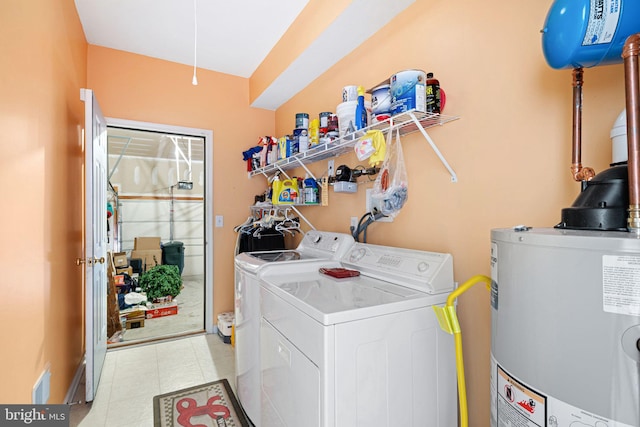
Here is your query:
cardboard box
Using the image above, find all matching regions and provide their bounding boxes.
[112,252,128,268]
[130,249,162,272]
[115,266,133,276]
[125,317,145,329]
[134,237,161,250]
[145,303,178,319]
[122,309,146,320]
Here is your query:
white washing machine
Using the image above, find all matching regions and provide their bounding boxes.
[234,231,355,426]
[258,242,458,427]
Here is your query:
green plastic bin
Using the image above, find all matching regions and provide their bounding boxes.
[162,241,185,274]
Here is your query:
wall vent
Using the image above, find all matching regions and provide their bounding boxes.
[32,367,51,404]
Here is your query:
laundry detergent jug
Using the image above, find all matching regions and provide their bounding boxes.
[273,179,298,205]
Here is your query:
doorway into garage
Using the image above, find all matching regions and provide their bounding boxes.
[105,119,213,345]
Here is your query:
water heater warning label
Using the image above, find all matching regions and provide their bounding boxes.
[602,255,640,316]
[491,354,637,427]
[494,364,546,426]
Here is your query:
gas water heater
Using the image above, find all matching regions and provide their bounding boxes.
[490,1,640,426]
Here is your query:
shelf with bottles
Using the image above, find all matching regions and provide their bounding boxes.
[248,110,460,182]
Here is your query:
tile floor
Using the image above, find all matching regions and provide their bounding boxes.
[70,333,235,427]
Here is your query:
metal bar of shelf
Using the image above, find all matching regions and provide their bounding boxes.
[248,110,459,179]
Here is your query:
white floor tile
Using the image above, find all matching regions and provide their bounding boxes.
[70,333,236,427]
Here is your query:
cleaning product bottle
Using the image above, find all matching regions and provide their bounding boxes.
[271,175,281,205]
[309,118,320,147]
[425,72,441,113]
[276,179,298,205]
[304,176,318,204]
[355,85,367,130]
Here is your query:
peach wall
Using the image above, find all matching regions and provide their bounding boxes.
[271,1,626,425]
[86,46,275,322]
[0,0,87,403]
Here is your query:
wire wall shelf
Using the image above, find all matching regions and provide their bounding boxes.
[248,110,460,182]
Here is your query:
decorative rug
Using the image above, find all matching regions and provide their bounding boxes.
[153,379,250,427]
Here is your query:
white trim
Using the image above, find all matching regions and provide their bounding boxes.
[65,358,85,404]
[106,117,215,334]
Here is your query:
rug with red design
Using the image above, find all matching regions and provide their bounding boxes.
[153,379,249,427]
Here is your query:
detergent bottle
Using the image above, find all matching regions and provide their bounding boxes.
[274,179,298,205]
[355,86,367,130]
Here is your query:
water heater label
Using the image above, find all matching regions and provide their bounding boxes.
[491,356,547,426]
[582,0,620,46]
[602,255,640,316]
[490,355,635,427]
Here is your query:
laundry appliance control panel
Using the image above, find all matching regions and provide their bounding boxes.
[342,243,454,294]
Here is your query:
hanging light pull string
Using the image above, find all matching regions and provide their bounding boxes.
[192,0,198,85]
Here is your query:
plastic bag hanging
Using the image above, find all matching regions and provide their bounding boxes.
[371,128,408,218]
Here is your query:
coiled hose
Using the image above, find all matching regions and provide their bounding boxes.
[433,274,492,427]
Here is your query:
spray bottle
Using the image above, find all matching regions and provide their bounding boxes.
[355,86,367,130]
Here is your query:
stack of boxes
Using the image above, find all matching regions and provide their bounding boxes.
[111,237,182,332]
[112,252,132,276]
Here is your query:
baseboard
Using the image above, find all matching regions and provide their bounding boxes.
[65,358,85,405]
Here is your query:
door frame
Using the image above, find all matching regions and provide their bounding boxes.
[107,117,214,334]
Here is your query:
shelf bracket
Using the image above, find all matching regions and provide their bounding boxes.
[293,157,316,180]
[408,112,458,183]
[290,205,316,231]
[275,164,292,180]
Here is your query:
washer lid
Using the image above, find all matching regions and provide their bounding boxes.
[234,231,355,273]
[235,250,312,273]
[260,262,448,325]
[245,250,302,262]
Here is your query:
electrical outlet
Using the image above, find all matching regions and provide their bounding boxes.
[328,160,335,178]
[350,216,358,230]
[365,189,393,222]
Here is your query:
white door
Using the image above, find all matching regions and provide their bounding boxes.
[81,88,108,402]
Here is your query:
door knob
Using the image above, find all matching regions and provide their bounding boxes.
[76,257,103,266]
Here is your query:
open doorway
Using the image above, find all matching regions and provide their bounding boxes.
[105,119,214,345]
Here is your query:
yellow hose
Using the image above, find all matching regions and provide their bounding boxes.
[433,274,491,427]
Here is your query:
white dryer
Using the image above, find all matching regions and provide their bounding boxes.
[258,242,458,427]
[234,231,354,426]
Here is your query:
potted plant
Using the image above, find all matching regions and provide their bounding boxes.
[139,264,182,302]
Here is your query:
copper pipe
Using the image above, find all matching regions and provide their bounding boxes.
[570,67,596,182]
[623,34,640,232]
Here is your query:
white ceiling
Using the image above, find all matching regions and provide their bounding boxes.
[75,0,415,110]
[74,0,310,78]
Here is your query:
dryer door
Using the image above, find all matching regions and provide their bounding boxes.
[260,318,320,427]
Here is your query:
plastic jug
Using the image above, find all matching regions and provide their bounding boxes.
[274,179,298,204]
